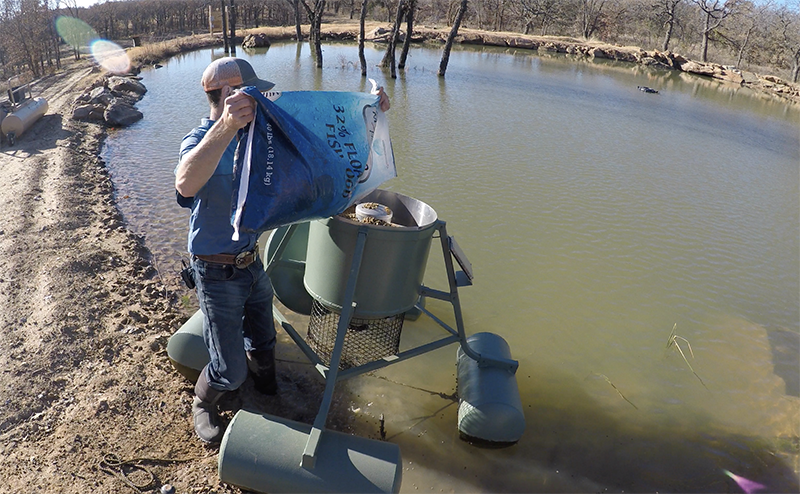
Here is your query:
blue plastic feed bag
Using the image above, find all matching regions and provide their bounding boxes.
[231,85,395,240]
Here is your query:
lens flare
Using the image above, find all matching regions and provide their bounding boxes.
[55,16,99,50]
[91,39,131,74]
[722,469,767,494]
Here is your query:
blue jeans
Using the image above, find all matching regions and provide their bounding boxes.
[193,256,276,392]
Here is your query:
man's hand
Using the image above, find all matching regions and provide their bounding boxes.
[220,90,256,131]
[377,87,391,112]
[175,89,255,198]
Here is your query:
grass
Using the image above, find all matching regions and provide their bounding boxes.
[127,35,219,67]
[666,323,708,390]
[588,372,638,410]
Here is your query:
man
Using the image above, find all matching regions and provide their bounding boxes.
[175,57,390,444]
[175,57,279,444]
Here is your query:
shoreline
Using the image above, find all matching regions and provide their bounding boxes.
[127,23,800,106]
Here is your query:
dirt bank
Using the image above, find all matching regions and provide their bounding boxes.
[0,58,225,493]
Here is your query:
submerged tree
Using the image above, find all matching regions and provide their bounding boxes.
[381,0,406,78]
[229,0,237,55]
[438,0,469,76]
[292,0,303,40]
[398,0,417,69]
[300,0,326,67]
[358,0,369,75]
[221,0,229,52]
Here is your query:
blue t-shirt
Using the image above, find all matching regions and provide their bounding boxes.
[176,118,258,256]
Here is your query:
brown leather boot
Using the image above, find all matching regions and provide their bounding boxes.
[247,347,277,396]
[192,367,227,444]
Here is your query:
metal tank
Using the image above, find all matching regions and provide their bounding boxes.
[303,189,438,319]
[2,97,48,145]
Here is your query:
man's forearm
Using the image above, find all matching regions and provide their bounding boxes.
[175,120,238,197]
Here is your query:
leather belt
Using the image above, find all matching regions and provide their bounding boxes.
[194,249,258,269]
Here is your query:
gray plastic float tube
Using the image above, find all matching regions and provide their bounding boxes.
[456,332,526,444]
[219,410,402,493]
[166,310,207,383]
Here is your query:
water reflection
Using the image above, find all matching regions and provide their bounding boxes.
[101,42,799,492]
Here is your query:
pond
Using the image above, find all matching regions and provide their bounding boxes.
[101,41,800,492]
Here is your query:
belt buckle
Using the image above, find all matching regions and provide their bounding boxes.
[234,250,255,268]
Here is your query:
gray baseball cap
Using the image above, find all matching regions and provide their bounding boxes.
[201,57,274,92]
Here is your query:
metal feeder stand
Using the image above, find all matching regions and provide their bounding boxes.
[217,190,524,494]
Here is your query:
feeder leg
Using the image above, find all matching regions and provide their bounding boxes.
[435,221,518,374]
[265,222,299,276]
[301,226,369,469]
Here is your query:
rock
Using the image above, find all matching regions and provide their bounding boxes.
[481,33,508,47]
[763,74,788,85]
[71,104,105,122]
[671,52,688,65]
[740,71,761,84]
[539,42,557,52]
[242,33,271,49]
[88,86,113,105]
[457,32,483,45]
[506,38,539,50]
[588,47,608,59]
[107,76,147,96]
[365,26,391,42]
[104,100,143,127]
[716,67,744,85]
[680,60,715,76]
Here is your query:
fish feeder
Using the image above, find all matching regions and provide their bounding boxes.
[167,189,525,493]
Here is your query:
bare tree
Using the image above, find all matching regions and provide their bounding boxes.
[294,0,303,39]
[300,0,326,67]
[776,5,800,82]
[439,0,469,76]
[724,0,771,67]
[691,0,735,62]
[380,0,406,77]
[509,0,563,35]
[230,0,237,55]
[656,0,683,51]
[579,0,607,39]
[221,0,229,52]
[358,0,369,75]
[398,0,417,69]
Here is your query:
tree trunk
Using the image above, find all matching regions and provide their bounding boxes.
[312,0,325,68]
[438,0,468,77]
[381,0,405,78]
[661,2,676,52]
[398,0,416,69]
[294,0,303,40]
[229,0,237,54]
[700,10,710,62]
[221,0,229,52]
[358,0,368,76]
[736,27,752,68]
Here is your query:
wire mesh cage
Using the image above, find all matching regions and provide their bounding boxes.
[307,300,404,369]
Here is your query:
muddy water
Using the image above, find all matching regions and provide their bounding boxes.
[101,42,800,492]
